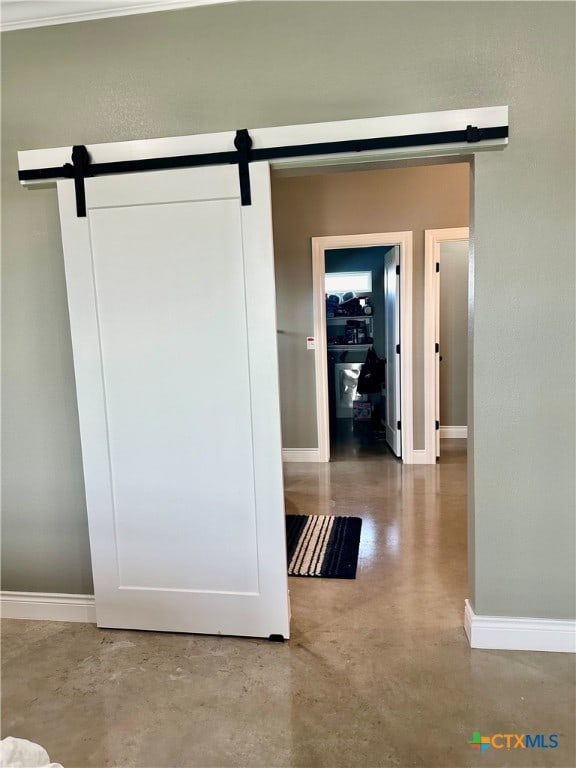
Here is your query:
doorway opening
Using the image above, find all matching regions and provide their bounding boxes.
[424,228,470,462]
[311,232,414,463]
[325,248,392,459]
[273,160,472,646]
[272,160,472,467]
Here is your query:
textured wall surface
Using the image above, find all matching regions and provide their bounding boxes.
[2,2,574,619]
[272,163,469,449]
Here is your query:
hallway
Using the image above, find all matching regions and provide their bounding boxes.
[284,439,468,645]
[2,443,574,767]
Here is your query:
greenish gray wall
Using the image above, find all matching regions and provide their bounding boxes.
[440,240,469,427]
[1,2,574,619]
[272,163,470,449]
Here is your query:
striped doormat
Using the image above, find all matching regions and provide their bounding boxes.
[285,515,362,578]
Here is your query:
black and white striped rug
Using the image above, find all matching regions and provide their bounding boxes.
[285,515,362,578]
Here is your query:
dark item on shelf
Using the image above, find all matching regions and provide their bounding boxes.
[357,348,386,394]
[345,327,357,344]
[339,297,363,316]
[344,319,368,345]
[345,319,369,345]
[326,294,341,318]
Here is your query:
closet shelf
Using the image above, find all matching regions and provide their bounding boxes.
[327,344,371,351]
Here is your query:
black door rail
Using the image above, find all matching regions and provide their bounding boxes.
[18,124,508,217]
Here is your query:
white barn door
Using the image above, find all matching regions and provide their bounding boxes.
[57,162,290,638]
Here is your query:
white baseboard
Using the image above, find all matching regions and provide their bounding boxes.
[282,448,322,462]
[1,592,96,623]
[405,449,433,464]
[440,426,467,439]
[6,592,572,650]
[464,599,576,653]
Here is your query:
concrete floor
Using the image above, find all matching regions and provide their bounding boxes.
[2,441,575,767]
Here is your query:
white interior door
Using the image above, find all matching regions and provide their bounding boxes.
[384,247,401,456]
[435,256,441,458]
[57,162,290,638]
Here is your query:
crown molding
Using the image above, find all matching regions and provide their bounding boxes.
[0,0,242,31]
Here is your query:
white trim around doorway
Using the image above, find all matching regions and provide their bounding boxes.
[424,227,470,463]
[311,232,414,463]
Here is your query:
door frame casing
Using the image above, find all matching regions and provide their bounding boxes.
[424,227,470,463]
[311,232,414,463]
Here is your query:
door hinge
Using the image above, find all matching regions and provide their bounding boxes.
[436,262,440,273]
[396,343,400,354]
[435,342,440,353]
[397,420,401,430]
[395,264,400,275]
[435,420,440,430]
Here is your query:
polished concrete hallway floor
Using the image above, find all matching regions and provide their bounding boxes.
[329,416,392,460]
[2,442,575,767]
